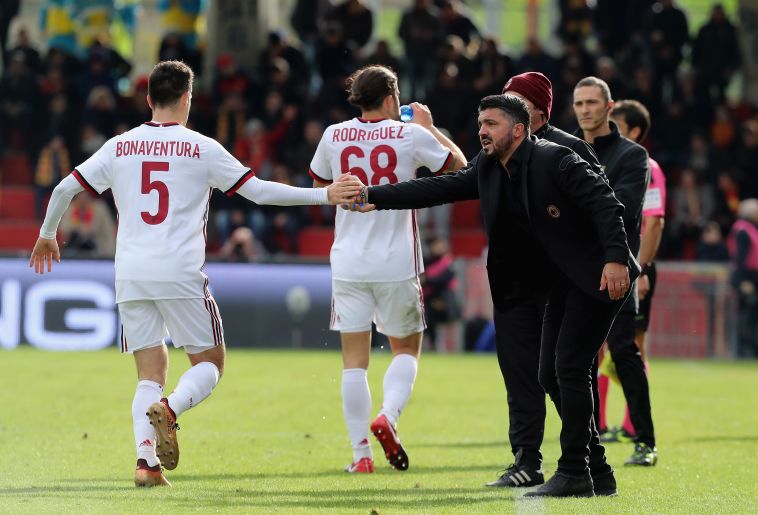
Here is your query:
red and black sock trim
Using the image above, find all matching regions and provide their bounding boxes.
[72,169,98,195]
[225,169,255,197]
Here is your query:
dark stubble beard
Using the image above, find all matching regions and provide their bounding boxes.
[482,130,514,160]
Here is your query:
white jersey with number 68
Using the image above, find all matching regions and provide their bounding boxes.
[309,117,452,282]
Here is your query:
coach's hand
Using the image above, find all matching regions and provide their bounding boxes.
[29,237,60,274]
[340,184,376,213]
[638,274,650,300]
[600,262,630,301]
[326,174,363,205]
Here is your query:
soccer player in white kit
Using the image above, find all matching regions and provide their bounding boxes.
[29,61,361,487]
[309,65,467,473]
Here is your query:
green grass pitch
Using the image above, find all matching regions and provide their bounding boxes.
[1,348,757,513]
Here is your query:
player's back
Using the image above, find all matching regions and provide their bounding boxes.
[310,117,452,282]
[86,122,219,284]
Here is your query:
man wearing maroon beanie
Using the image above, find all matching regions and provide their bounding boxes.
[485,71,614,493]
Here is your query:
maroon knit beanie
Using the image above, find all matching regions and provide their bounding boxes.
[502,72,553,119]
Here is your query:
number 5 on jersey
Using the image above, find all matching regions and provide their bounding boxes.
[141,161,170,225]
[340,145,398,185]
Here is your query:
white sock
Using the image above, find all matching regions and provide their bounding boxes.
[133,380,163,467]
[380,354,418,426]
[167,362,220,418]
[342,368,372,461]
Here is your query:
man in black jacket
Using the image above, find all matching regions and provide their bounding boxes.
[573,76,656,466]
[485,72,605,488]
[350,95,639,497]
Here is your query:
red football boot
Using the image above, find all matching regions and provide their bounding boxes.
[370,414,409,471]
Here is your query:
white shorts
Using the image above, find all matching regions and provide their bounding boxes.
[331,278,426,338]
[118,297,224,354]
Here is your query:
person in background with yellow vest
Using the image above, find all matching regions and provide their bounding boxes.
[728,199,758,358]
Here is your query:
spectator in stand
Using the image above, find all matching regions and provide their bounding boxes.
[83,86,118,138]
[516,38,558,83]
[119,75,152,128]
[258,31,310,98]
[0,0,20,65]
[728,199,758,357]
[692,4,741,104]
[688,133,712,179]
[643,0,689,98]
[60,191,116,258]
[46,93,79,155]
[736,120,758,198]
[436,35,476,83]
[252,165,305,254]
[363,40,401,76]
[79,51,118,102]
[158,32,200,74]
[9,27,41,73]
[713,171,741,233]
[79,123,106,160]
[217,210,266,263]
[595,57,627,102]
[558,0,593,42]
[316,22,356,83]
[670,169,715,259]
[472,38,514,100]
[289,0,331,61]
[710,105,737,152]
[327,0,373,52]
[421,236,460,351]
[0,50,39,155]
[439,0,480,46]
[233,106,296,179]
[398,0,442,98]
[34,134,70,218]
[286,118,324,187]
[696,221,729,262]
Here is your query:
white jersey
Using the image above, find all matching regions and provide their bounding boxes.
[309,117,452,282]
[73,121,254,302]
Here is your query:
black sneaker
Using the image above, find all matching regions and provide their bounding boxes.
[523,471,594,498]
[591,468,618,496]
[624,443,658,466]
[485,463,544,487]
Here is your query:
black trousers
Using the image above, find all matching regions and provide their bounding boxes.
[607,310,656,447]
[493,292,547,469]
[538,283,624,476]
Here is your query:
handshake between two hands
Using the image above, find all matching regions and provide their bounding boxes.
[326,174,376,212]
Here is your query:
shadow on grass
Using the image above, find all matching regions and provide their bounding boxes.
[413,440,504,449]
[0,485,517,510]
[683,435,758,443]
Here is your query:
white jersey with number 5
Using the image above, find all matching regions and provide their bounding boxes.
[72,121,254,302]
[309,117,452,282]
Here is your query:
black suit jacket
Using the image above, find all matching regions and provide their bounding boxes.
[367,136,640,307]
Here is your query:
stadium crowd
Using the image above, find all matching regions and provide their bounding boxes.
[1,1,757,351]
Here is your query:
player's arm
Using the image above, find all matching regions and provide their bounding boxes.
[232,174,360,205]
[409,102,467,172]
[30,174,84,274]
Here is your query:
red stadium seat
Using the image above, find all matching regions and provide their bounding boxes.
[298,226,334,258]
[0,221,41,251]
[451,200,482,229]
[0,152,33,186]
[0,186,36,220]
[450,230,486,258]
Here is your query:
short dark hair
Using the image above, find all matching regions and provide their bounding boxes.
[574,76,612,103]
[346,65,398,111]
[148,60,194,108]
[478,94,531,133]
[611,99,651,143]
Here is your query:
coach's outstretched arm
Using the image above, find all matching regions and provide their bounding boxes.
[348,165,479,213]
[30,173,84,274]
